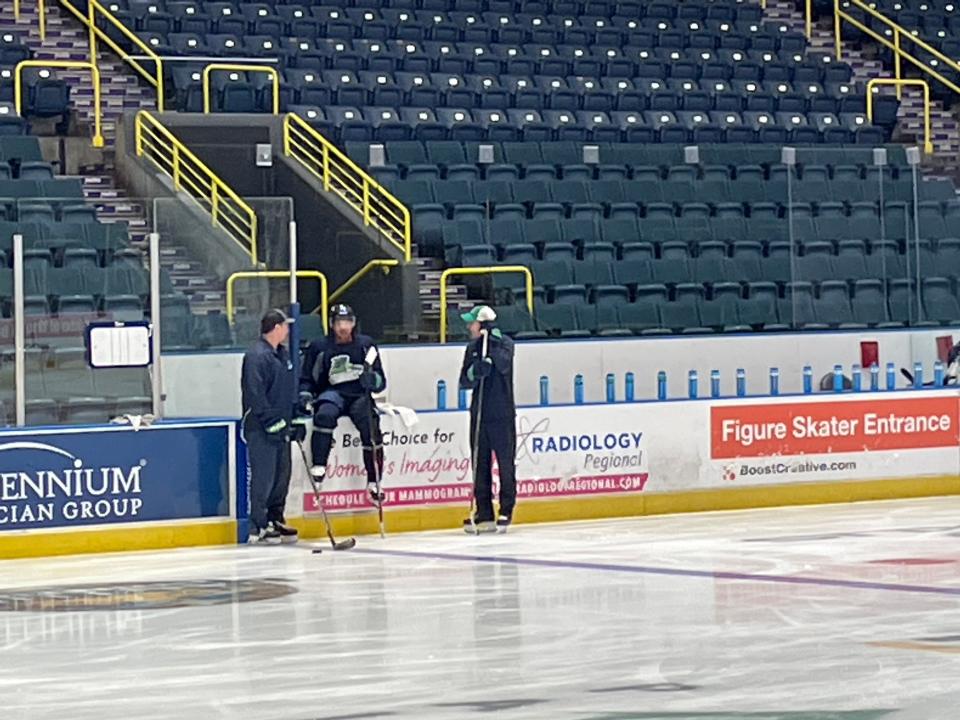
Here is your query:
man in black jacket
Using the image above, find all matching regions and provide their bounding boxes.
[299,304,387,504]
[458,305,517,534]
[241,308,298,545]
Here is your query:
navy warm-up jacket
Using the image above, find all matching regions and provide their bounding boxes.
[459,329,516,421]
[241,338,295,433]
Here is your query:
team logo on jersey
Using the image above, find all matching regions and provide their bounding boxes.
[328,354,363,385]
[0,579,297,612]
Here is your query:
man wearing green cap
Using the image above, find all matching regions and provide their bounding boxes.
[458,305,516,533]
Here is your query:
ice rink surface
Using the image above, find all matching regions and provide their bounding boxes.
[2,498,960,720]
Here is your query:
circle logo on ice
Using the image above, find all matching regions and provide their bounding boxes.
[0,579,298,612]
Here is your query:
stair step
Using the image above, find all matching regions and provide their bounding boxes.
[82,177,115,188]
[73,88,142,99]
[93,199,143,210]
[422,300,473,313]
[419,286,467,299]
[173,277,217,290]
[85,190,127,201]
[33,50,88,61]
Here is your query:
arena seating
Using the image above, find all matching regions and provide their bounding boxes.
[339,138,958,335]
[94,0,903,145]
[7,0,958,349]
[0,34,71,119]
[68,0,938,341]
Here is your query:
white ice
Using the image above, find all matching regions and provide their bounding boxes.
[2,498,960,720]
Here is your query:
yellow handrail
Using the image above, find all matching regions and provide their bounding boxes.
[202,63,281,115]
[282,113,412,262]
[328,259,400,305]
[439,266,534,344]
[867,79,934,155]
[58,0,165,111]
[135,110,258,263]
[226,271,329,328]
[14,0,46,40]
[835,0,960,99]
[15,60,102,147]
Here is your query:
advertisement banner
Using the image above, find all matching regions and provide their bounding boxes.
[707,394,960,486]
[0,423,232,531]
[298,405,652,514]
[293,392,960,517]
[711,396,959,458]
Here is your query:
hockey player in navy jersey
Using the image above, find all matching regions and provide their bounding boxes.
[459,305,517,534]
[299,304,387,504]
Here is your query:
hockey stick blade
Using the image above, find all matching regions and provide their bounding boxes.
[295,440,358,552]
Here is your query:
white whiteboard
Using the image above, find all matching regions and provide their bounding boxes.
[87,323,152,368]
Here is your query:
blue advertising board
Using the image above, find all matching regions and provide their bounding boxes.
[0,422,233,532]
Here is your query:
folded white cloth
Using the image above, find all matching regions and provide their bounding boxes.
[376,402,418,429]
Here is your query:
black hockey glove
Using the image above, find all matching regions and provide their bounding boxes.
[264,417,288,443]
[297,391,314,416]
[471,357,493,379]
[359,366,380,391]
[290,417,309,443]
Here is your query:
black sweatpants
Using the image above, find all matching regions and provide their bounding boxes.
[471,416,517,522]
[246,427,291,534]
[311,394,384,484]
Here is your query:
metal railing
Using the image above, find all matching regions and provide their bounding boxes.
[135,110,258,264]
[328,259,400,305]
[867,78,934,154]
[439,266,534,344]
[14,0,46,40]
[835,0,960,100]
[202,63,281,115]
[15,60,102,147]
[282,113,412,262]
[226,271,329,328]
[58,0,165,111]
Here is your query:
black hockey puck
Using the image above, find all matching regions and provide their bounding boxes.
[312,548,323,554]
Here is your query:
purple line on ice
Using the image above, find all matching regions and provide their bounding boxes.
[352,548,960,597]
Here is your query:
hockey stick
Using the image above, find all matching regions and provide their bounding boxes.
[296,439,357,551]
[364,347,386,539]
[467,329,490,536]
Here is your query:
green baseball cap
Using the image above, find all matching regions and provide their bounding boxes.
[460,305,497,324]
